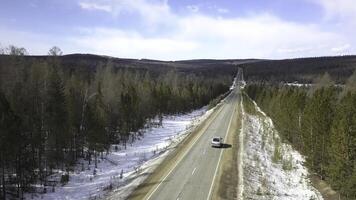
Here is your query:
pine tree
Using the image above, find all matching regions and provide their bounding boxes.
[46,66,68,169]
[245,79,356,197]
[346,165,356,199]
[328,112,349,190]
[85,83,107,167]
[65,75,86,163]
[0,52,233,196]
[0,91,21,199]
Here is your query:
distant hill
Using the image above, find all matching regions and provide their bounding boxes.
[240,55,356,83]
[0,54,258,78]
[1,54,355,83]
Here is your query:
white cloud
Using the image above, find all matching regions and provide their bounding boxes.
[70,28,197,59]
[277,47,314,54]
[0,28,72,55]
[79,2,112,12]
[2,11,347,60]
[78,0,173,25]
[217,8,229,14]
[311,0,356,19]
[62,13,346,60]
[186,5,199,13]
[331,44,351,53]
[175,14,343,59]
[2,0,353,60]
[309,0,356,43]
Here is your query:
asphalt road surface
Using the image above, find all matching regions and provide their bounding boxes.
[144,88,240,200]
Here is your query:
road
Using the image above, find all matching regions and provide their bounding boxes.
[138,88,240,200]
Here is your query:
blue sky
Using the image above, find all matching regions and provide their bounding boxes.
[0,0,355,60]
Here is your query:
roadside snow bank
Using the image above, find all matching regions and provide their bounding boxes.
[27,107,209,200]
[242,101,323,200]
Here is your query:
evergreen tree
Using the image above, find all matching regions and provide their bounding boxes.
[328,108,350,190]
[245,80,355,198]
[0,48,232,197]
[46,66,68,169]
[0,92,21,199]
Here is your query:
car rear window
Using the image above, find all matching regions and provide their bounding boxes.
[213,138,220,142]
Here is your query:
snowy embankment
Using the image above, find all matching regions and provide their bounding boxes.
[242,100,323,200]
[27,106,213,200]
[285,83,312,87]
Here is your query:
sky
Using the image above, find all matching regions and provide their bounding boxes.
[0,0,355,60]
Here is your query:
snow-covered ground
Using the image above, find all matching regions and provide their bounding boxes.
[26,107,211,200]
[285,82,312,87]
[242,100,323,200]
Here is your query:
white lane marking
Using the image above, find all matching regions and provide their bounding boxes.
[203,149,206,155]
[206,91,237,200]
[192,167,197,175]
[144,103,225,200]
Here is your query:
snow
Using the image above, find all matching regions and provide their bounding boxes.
[106,104,218,200]
[285,83,344,88]
[285,83,312,87]
[237,93,245,199]
[229,76,245,90]
[242,100,323,200]
[230,77,237,90]
[26,107,211,200]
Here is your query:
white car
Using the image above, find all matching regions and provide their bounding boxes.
[211,137,223,147]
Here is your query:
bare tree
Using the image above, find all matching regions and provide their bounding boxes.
[0,43,4,55]
[6,45,28,56]
[308,72,335,96]
[48,46,63,56]
[340,70,356,98]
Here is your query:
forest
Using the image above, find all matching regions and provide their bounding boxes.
[0,46,233,199]
[241,56,356,84]
[244,73,356,199]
